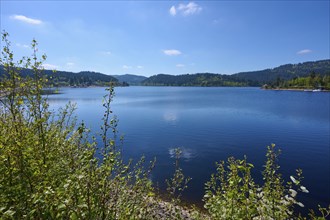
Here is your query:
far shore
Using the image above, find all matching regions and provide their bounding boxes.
[262,87,330,92]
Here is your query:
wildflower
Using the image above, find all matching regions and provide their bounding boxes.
[290,176,299,185]
[296,202,304,207]
[300,186,309,193]
[289,189,297,197]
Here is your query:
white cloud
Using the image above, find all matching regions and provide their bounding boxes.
[102,51,112,55]
[169,2,202,16]
[42,63,58,70]
[66,62,75,66]
[169,6,177,16]
[179,2,202,16]
[10,14,42,25]
[176,64,185,68]
[163,49,182,56]
[137,65,143,69]
[122,65,132,69]
[16,43,29,49]
[297,49,312,55]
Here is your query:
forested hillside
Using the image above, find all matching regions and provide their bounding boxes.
[233,59,330,84]
[263,73,330,90]
[142,73,250,87]
[2,59,329,87]
[141,60,330,87]
[113,74,147,85]
[0,66,119,87]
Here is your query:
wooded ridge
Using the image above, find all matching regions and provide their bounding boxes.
[1,59,329,87]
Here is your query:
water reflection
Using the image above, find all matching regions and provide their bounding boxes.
[168,147,196,162]
[163,111,178,123]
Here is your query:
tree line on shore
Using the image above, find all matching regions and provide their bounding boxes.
[263,72,330,90]
[1,58,329,88]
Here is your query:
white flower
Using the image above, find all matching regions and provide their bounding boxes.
[296,202,304,207]
[289,189,297,197]
[285,195,295,202]
[290,176,299,184]
[300,186,309,193]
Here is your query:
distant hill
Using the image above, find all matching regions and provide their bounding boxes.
[142,73,249,87]
[142,60,330,87]
[49,70,119,87]
[2,59,329,87]
[0,66,120,87]
[113,74,147,85]
[233,59,330,85]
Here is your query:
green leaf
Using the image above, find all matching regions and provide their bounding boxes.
[4,209,16,217]
[70,212,78,220]
[58,204,66,210]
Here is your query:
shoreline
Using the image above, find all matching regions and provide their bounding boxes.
[262,88,330,92]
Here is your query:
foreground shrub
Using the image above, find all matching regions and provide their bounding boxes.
[203,144,330,219]
[0,31,161,219]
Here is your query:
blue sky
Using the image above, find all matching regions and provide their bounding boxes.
[1,1,329,76]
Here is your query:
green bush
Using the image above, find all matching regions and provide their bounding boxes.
[203,144,330,219]
[0,31,161,219]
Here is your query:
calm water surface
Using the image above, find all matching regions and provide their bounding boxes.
[48,86,330,211]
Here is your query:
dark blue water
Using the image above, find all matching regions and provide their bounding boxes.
[48,86,330,211]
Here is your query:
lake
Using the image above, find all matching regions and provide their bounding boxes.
[48,86,330,212]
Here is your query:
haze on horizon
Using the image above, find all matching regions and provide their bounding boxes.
[1,1,329,77]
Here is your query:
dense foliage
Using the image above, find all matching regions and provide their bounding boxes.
[1,32,329,219]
